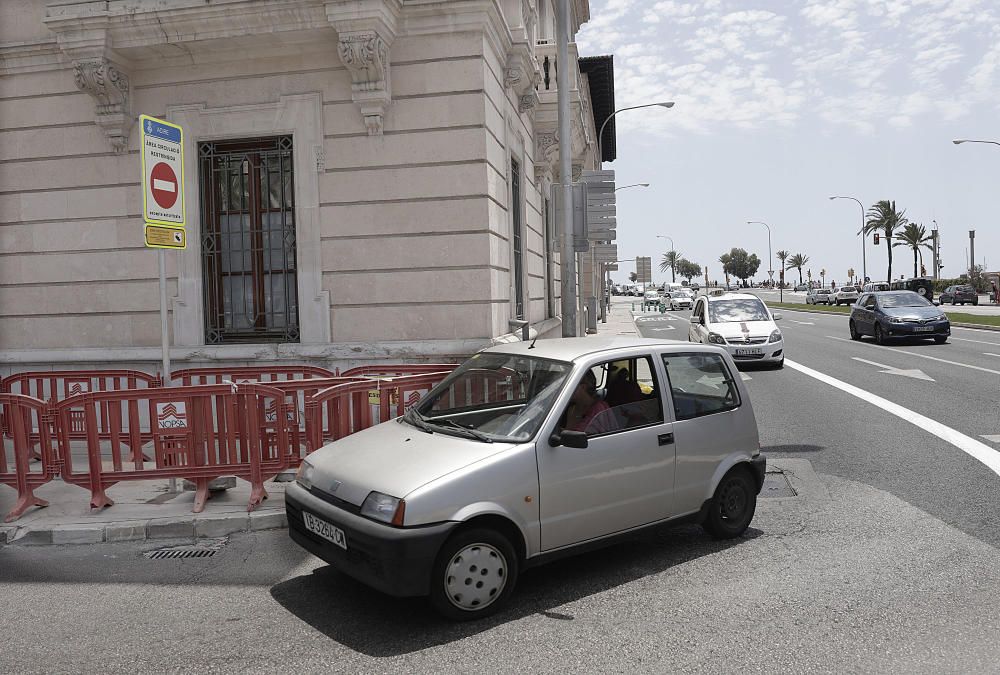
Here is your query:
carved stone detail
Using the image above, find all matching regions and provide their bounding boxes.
[519,90,539,113]
[314,145,326,172]
[536,131,558,163]
[572,163,583,181]
[336,31,392,136]
[73,58,131,152]
[504,65,523,90]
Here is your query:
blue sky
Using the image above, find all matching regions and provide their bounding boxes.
[577,0,1000,286]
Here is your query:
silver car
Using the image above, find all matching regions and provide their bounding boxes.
[829,287,859,305]
[287,338,766,620]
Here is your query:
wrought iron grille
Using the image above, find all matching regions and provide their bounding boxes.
[199,136,299,344]
[511,157,524,320]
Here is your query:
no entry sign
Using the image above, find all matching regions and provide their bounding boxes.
[141,114,184,228]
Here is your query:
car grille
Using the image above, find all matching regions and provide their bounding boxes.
[725,337,768,345]
[733,353,766,360]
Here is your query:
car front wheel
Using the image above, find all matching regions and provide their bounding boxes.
[849,320,861,341]
[429,528,518,621]
[874,324,886,345]
[702,467,757,539]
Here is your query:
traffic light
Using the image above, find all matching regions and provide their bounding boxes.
[874,233,880,245]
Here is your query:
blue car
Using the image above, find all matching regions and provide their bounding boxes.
[849,291,950,344]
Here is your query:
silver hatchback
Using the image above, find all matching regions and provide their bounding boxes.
[287,337,766,620]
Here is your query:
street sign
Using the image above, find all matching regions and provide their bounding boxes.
[551,182,590,252]
[144,224,186,249]
[141,114,185,228]
[636,256,652,284]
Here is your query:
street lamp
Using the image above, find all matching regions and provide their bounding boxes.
[746,220,772,285]
[615,183,650,191]
[597,103,674,164]
[829,196,866,283]
[656,235,676,283]
[952,139,1000,147]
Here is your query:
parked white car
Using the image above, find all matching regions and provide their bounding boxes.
[287,338,766,620]
[829,287,859,306]
[688,292,784,368]
[669,290,694,311]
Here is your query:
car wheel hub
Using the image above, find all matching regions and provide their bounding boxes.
[444,543,507,611]
[719,480,747,520]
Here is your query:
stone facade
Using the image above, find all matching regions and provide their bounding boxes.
[0,0,607,375]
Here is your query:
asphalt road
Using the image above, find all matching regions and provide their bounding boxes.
[635,305,1000,548]
[755,289,1000,315]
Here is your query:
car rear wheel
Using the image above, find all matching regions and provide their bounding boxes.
[874,324,886,345]
[429,528,518,621]
[702,467,757,539]
[849,320,861,341]
[934,336,948,344]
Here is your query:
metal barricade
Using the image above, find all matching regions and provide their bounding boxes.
[54,383,290,513]
[0,393,56,522]
[339,364,459,378]
[170,365,336,386]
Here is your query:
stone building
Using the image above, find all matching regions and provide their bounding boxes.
[0,0,614,374]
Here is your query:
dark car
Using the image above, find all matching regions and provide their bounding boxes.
[889,277,934,302]
[939,285,979,306]
[849,291,950,344]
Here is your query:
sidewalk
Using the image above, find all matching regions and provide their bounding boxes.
[0,296,662,547]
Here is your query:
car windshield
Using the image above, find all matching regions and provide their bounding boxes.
[709,299,771,323]
[957,285,974,292]
[410,352,571,442]
[879,292,931,308]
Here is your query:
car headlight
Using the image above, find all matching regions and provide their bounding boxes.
[936,315,947,322]
[360,491,406,525]
[708,332,727,345]
[889,317,905,324]
[295,459,315,490]
[768,329,782,343]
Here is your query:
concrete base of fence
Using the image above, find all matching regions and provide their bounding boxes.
[0,476,289,546]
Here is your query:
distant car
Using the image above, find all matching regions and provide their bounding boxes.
[689,292,784,368]
[287,338,766,620]
[862,281,891,293]
[889,277,935,301]
[939,285,978,306]
[794,283,809,292]
[643,290,662,309]
[805,288,834,305]
[849,291,950,345]
[829,287,859,306]
[669,290,693,311]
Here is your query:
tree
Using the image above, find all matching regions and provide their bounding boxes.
[628,271,637,283]
[659,250,681,283]
[775,250,790,287]
[787,253,809,284]
[724,248,761,285]
[893,222,933,278]
[718,253,732,286]
[676,258,702,282]
[864,200,908,282]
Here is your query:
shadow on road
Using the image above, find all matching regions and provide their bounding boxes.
[763,444,825,453]
[269,523,762,657]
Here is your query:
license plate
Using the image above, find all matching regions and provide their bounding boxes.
[736,348,764,356]
[914,326,934,332]
[303,511,347,550]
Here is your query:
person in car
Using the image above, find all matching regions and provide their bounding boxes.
[565,370,618,435]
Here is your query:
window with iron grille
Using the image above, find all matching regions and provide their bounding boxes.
[511,157,524,319]
[199,136,299,344]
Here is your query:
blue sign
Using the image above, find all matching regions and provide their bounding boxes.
[144,117,181,144]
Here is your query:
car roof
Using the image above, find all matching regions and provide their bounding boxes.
[484,336,722,362]
[704,292,764,302]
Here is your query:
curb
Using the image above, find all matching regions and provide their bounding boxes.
[774,306,1000,331]
[0,509,288,546]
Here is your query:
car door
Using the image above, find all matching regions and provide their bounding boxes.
[536,354,675,551]
[857,294,877,333]
[690,298,708,342]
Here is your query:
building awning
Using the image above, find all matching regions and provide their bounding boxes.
[578,55,616,163]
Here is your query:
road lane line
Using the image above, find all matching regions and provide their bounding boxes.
[983,435,1000,443]
[826,336,1000,376]
[851,357,935,381]
[984,353,1000,359]
[951,336,1000,346]
[786,359,1000,478]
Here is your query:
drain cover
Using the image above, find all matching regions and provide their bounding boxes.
[760,472,796,498]
[144,538,227,560]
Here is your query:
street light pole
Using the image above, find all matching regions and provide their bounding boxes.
[829,196,866,283]
[656,235,675,283]
[746,221,772,286]
[556,0,575,336]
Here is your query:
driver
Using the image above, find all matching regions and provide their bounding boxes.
[565,370,618,435]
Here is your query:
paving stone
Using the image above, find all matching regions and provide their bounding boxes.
[249,511,287,531]
[147,518,196,539]
[104,521,149,542]
[194,516,248,538]
[51,525,104,545]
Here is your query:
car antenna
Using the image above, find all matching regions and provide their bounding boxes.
[529,335,538,349]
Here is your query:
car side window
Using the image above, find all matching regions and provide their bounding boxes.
[661,353,740,421]
[864,295,876,309]
[560,356,665,437]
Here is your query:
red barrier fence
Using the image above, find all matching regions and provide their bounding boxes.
[340,364,458,377]
[0,393,57,522]
[55,383,290,513]
[170,365,336,386]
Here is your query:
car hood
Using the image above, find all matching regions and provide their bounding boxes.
[711,320,777,339]
[881,306,943,320]
[303,418,513,505]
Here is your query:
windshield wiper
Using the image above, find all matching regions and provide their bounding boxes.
[402,408,435,434]
[425,418,494,443]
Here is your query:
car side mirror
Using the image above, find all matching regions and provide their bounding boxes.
[932,300,940,306]
[690,315,702,324]
[549,429,588,449]
[772,313,782,320]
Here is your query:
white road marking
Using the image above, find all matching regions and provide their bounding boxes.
[826,336,1000,376]
[786,359,1000,478]
[790,320,815,325]
[950,336,1000,346]
[982,435,1000,443]
[984,353,1000,359]
[152,178,176,192]
[740,372,752,381]
[647,326,675,332]
[851,357,935,381]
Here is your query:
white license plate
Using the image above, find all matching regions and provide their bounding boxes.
[736,348,764,356]
[303,511,347,550]
[914,326,934,332]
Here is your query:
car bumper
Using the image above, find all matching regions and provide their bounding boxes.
[884,321,951,338]
[722,340,783,362]
[750,454,767,493]
[285,482,457,597]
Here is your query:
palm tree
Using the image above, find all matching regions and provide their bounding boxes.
[893,222,933,278]
[718,252,732,286]
[864,200,908,281]
[786,253,809,284]
[659,250,682,283]
[775,250,789,286]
